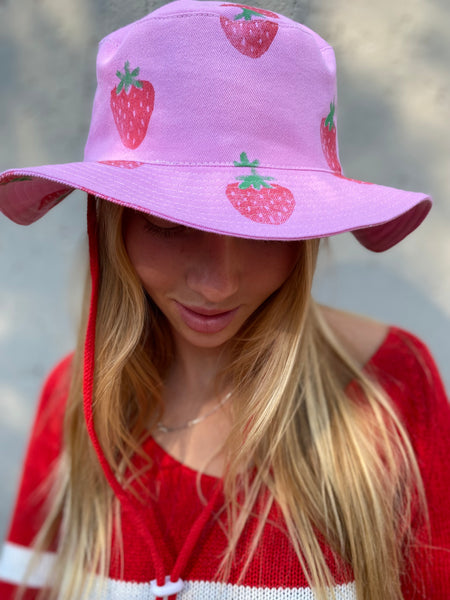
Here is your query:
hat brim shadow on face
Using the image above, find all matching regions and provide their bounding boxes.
[0,162,431,253]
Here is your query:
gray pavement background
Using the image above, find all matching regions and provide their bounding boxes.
[0,0,449,540]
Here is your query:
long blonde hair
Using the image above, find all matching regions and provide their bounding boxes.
[28,198,427,600]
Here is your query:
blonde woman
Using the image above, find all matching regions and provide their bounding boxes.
[0,1,448,599]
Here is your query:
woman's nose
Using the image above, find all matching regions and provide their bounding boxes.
[186,233,240,302]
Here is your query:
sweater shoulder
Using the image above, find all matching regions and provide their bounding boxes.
[34,353,73,439]
[367,326,448,421]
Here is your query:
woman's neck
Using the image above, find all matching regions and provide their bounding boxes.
[152,338,233,477]
[166,335,229,400]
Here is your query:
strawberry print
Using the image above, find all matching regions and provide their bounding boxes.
[226,152,295,224]
[98,160,145,169]
[220,5,279,58]
[320,101,342,173]
[110,61,154,150]
[37,188,71,211]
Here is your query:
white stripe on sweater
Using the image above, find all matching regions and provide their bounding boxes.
[87,578,357,599]
[0,541,56,587]
[0,542,357,598]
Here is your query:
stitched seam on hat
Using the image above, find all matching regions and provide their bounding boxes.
[1,165,345,177]
[91,162,344,175]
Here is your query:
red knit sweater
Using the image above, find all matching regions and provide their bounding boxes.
[0,327,449,599]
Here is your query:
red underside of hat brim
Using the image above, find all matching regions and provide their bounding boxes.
[0,161,431,252]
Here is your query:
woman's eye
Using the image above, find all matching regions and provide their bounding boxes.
[142,217,188,238]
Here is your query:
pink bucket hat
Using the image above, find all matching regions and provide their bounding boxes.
[0,0,431,251]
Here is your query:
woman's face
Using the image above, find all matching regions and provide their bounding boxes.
[123,210,300,352]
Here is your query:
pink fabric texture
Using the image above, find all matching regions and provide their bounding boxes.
[0,0,431,250]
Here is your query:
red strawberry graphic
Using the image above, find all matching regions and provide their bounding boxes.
[38,188,71,211]
[226,152,295,224]
[220,6,279,58]
[320,101,342,173]
[110,61,154,150]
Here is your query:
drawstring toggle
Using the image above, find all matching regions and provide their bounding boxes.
[150,576,184,597]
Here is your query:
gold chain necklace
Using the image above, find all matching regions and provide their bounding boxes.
[156,392,232,434]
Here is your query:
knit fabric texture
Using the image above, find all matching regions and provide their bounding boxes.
[0,327,449,598]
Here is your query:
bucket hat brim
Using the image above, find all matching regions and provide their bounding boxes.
[0,161,431,252]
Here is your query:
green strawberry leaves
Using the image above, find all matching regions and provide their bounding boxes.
[236,173,275,189]
[115,61,143,95]
[324,101,336,131]
[234,8,266,20]
[234,152,275,190]
[233,152,259,168]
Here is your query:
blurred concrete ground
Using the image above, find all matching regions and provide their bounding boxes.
[0,0,449,540]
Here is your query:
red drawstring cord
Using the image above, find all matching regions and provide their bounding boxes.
[84,196,166,586]
[170,483,222,584]
[83,196,225,598]
[169,484,223,600]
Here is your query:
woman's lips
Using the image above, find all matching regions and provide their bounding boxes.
[176,302,239,334]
